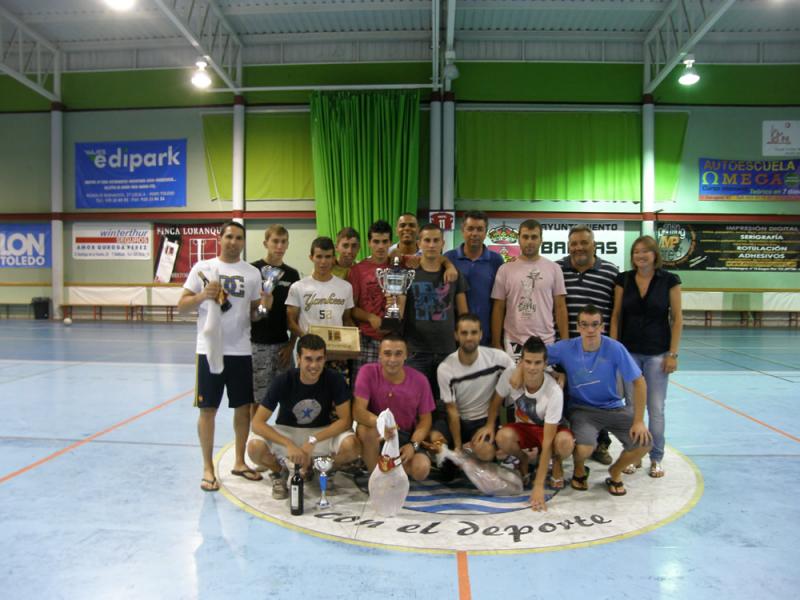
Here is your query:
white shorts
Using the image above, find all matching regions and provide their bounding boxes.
[249,424,354,458]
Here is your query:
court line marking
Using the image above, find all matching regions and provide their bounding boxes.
[0,388,193,485]
[688,339,800,371]
[457,551,472,600]
[216,444,705,556]
[681,349,796,383]
[0,359,194,368]
[670,380,800,443]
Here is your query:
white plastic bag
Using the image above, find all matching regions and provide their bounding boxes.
[202,267,224,374]
[368,409,409,516]
[436,444,523,496]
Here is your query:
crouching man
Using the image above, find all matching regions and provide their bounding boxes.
[548,304,652,497]
[473,336,574,511]
[248,333,360,499]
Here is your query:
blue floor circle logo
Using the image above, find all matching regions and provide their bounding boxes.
[217,444,702,554]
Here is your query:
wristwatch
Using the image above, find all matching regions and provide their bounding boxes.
[667,352,678,359]
[411,441,420,452]
[308,435,318,445]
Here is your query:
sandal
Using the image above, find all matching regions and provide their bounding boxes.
[570,466,590,491]
[547,476,565,490]
[622,461,642,475]
[200,477,219,492]
[649,461,665,478]
[231,468,263,482]
[605,477,627,496]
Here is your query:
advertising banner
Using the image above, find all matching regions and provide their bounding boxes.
[153,223,223,283]
[657,222,799,271]
[75,139,187,208]
[72,223,151,260]
[763,121,800,157]
[698,157,800,201]
[486,219,624,269]
[0,223,51,268]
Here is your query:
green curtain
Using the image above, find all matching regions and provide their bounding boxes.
[309,90,421,257]
[456,111,688,203]
[202,113,314,201]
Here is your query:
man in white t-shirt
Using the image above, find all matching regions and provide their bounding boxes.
[474,336,574,511]
[286,236,355,337]
[430,314,514,462]
[178,221,272,493]
[490,219,568,360]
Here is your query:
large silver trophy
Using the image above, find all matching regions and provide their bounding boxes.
[257,266,283,315]
[375,257,415,332]
[313,456,335,509]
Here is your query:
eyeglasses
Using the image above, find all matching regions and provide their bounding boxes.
[578,321,602,329]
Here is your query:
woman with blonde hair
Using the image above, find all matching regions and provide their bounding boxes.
[610,235,682,478]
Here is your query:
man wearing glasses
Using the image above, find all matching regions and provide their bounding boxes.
[546,304,652,497]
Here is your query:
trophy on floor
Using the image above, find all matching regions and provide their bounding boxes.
[313,455,335,509]
[257,266,283,315]
[375,257,415,332]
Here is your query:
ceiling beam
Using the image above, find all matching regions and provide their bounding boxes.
[644,0,738,94]
[0,4,60,101]
[151,0,243,91]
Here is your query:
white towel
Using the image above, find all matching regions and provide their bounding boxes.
[201,268,224,374]
[368,409,409,517]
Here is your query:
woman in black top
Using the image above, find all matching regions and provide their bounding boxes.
[610,235,682,478]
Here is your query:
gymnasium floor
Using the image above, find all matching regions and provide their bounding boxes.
[1,320,798,599]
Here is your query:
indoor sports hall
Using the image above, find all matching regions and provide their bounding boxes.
[1,1,798,599]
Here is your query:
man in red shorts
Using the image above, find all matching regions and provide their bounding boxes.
[473,336,574,511]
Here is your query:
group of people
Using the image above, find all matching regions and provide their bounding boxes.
[179,211,682,512]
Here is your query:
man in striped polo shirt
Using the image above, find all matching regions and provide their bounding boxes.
[556,224,619,465]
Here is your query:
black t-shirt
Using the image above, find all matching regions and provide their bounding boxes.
[615,268,681,355]
[403,266,468,354]
[261,367,349,428]
[250,260,300,344]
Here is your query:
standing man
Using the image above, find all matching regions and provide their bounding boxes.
[248,334,360,499]
[332,227,361,280]
[491,219,568,360]
[444,211,504,346]
[389,212,420,255]
[548,304,652,497]
[286,236,354,338]
[178,221,271,492]
[430,313,514,460]
[354,335,435,482]
[348,220,394,377]
[403,223,468,400]
[250,224,300,407]
[556,224,620,465]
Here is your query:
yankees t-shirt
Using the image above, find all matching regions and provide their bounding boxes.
[285,275,355,333]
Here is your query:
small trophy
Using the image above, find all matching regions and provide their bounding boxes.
[258,266,283,315]
[375,257,415,332]
[313,456,335,509]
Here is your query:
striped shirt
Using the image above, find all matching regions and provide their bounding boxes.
[556,255,619,338]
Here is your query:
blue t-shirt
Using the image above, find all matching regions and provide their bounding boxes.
[444,244,504,345]
[261,367,350,428]
[547,336,641,409]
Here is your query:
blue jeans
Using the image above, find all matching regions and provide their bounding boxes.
[624,352,669,462]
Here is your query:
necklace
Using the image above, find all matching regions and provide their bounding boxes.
[581,347,600,374]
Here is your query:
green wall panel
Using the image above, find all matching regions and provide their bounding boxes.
[0,113,50,213]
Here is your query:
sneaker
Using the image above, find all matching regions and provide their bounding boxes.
[270,470,289,500]
[591,443,613,465]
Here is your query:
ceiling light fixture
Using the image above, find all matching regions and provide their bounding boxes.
[678,55,700,86]
[104,0,136,10]
[191,60,212,89]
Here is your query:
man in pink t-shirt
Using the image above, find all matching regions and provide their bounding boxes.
[354,334,435,482]
[491,219,568,360]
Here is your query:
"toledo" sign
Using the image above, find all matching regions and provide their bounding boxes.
[0,224,51,268]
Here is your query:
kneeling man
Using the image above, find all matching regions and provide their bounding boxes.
[248,334,360,499]
[474,336,574,511]
[548,304,652,497]
[354,334,435,482]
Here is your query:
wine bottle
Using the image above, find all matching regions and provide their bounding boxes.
[290,464,304,516]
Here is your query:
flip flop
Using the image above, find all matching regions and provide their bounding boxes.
[547,476,565,490]
[231,468,263,482]
[570,466,590,491]
[605,477,627,496]
[200,477,219,492]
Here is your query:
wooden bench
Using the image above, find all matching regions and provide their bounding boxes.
[60,304,180,321]
[0,302,33,319]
